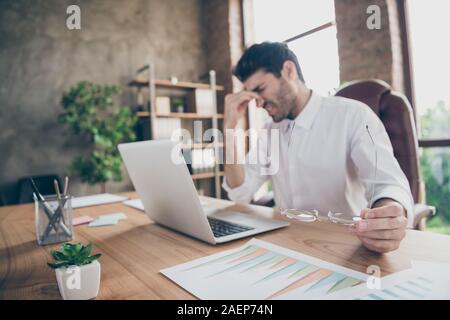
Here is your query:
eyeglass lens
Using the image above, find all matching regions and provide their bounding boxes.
[281,209,318,222]
[327,211,361,225]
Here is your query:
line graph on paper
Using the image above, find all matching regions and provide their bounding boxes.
[160,239,368,300]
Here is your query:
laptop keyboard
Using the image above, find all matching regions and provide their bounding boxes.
[207,217,254,238]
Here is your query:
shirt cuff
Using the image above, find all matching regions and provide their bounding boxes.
[370,186,415,229]
[222,175,253,204]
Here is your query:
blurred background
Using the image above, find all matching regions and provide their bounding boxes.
[1,0,449,234]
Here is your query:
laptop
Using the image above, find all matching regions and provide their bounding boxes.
[118,140,289,244]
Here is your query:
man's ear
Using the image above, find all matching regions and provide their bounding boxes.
[281,61,297,81]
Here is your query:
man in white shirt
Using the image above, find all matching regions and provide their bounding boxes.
[223,42,413,253]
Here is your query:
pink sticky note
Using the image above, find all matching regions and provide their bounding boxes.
[72,215,94,226]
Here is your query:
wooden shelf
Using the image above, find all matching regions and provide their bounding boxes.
[136,111,224,119]
[131,64,223,199]
[192,171,224,180]
[129,79,225,91]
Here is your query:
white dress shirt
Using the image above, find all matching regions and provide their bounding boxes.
[223,91,414,228]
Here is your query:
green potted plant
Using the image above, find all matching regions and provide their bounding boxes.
[172,97,185,113]
[48,242,101,300]
[59,81,138,193]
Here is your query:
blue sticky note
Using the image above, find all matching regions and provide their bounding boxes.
[98,212,127,221]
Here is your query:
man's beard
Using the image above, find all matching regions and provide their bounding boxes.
[270,81,297,122]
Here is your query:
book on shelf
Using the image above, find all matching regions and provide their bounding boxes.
[186,88,216,115]
[155,96,171,115]
[152,118,182,140]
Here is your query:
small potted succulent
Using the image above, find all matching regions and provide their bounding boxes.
[48,242,101,300]
[172,97,185,113]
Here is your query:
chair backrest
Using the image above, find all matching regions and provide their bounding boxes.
[0,191,6,206]
[335,79,421,203]
[17,174,63,204]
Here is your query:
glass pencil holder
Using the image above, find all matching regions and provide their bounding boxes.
[34,193,73,245]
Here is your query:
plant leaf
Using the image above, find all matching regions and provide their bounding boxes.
[80,242,92,257]
[51,250,69,261]
[74,243,83,253]
[83,253,101,265]
[48,242,102,268]
[89,253,101,260]
[61,243,76,257]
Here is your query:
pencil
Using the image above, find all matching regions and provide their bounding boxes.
[63,176,69,196]
[54,179,61,199]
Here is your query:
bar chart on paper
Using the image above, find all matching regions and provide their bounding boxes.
[356,275,435,300]
[355,277,432,300]
[160,239,368,299]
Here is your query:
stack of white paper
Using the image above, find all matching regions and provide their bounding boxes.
[122,198,145,211]
[72,193,128,208]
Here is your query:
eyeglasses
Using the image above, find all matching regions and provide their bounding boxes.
[280,125,377,226]
[280,208,363,225]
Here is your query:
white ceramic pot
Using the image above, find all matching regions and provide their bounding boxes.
[55,260,101,300]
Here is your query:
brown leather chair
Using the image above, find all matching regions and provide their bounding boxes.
[335,79,435,230]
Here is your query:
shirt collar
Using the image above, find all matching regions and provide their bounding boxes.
[292,91,321,130]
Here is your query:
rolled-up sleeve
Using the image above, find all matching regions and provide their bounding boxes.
[222,162,268,203]
[350,105,415,228]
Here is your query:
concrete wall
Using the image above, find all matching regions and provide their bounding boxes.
[0,0,209,203]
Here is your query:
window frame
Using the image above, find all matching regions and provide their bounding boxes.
[401,0,450,147]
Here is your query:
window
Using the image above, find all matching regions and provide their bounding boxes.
[408,0,450,234]
[252,0,340,96]
[409,0,450,139]
[246,0,340,131]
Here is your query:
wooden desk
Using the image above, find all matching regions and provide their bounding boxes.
[1,192,450,299]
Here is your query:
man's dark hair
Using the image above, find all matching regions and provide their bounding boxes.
[233,42,305,83]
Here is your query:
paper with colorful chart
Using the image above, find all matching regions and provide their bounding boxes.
[160,238,368,299]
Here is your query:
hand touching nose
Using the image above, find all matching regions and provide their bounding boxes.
[224,91,263,129]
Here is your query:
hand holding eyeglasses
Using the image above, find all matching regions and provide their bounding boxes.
[280,201,407,253]
[349,200,408,253]
[278,119,407,253]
